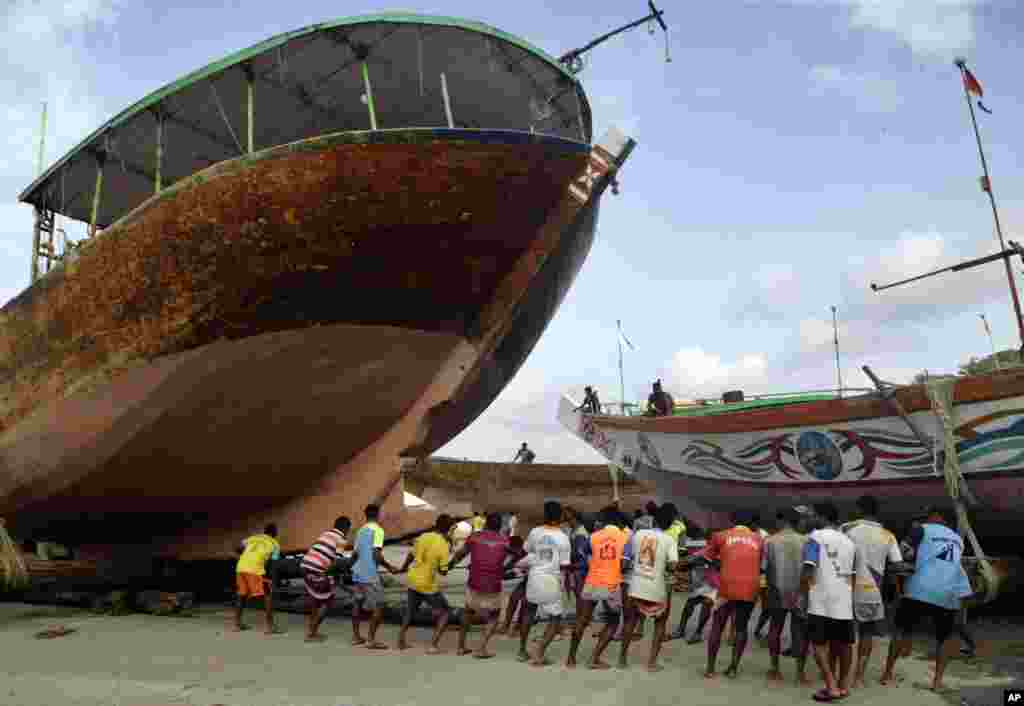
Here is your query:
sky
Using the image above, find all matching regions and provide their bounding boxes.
[3,1,1024,465]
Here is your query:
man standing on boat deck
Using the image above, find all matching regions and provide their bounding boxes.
[351,504,400,650]
[763,508,811,685]
[704,510,764,679]
[801,502,860,702]
[516,500,571,666]
[397,514,455,654]
[301,516,353,642]
[232,523,282,635]
[880,506,973,692]
[841,495,903,688]
[450,512,511,658]
[646,380,674,417]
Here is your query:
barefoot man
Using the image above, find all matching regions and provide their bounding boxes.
[397,514,455,654]
[516,500,571,666]
[565,506,626,670]
[842,495,903,688]
[451,513,510,658]
[704,510,764,680]
[496,535,527,636]
[351,504,400,650]
[801,502,859,702]
[763,508,811,685]
[232,523,282,635]
[670,529,717,643]
[879,506,973,693]
[300,516,353,642]
[618,504,679,672]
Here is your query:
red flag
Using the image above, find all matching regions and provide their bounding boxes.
[963,67,984,97]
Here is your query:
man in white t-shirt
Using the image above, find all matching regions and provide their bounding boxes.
[618,504,679,672]
[841,495,902,689]
[801,502,860,703]
[516,500,571,667]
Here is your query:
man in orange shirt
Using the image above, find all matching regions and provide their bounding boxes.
[566,506,626,670]
[703,511,764,679]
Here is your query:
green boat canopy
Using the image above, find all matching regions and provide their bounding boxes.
[19,13,593,230]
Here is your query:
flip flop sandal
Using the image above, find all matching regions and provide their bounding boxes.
[812,689,846,702]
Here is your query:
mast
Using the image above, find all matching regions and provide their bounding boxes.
[617,319,626,415]
[831,306,843,397]
[955,58,1024,351]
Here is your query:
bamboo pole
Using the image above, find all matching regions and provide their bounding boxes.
[30,209,41,283]
[89,152,105,237]
[440,73,454,128]
[154,111,163,193]
[245,64,254,153]
[361,62,377,130]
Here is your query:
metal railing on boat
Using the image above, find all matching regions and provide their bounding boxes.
[590,386,876,417]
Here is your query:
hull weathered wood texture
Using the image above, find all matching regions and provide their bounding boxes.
[559,369,1024,540]
[0,128,627,559]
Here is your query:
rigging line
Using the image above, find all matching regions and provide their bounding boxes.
[417,27,424,97]
[209,80,244,155]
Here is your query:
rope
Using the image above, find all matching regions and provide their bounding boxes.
[0,518,29,591]
[208,81,244,154]
[924,378,998,601]
[608,463,620,503]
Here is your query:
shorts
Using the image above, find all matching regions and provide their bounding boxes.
[236,572,270,598]
[405,589,449,621]
[352,581,384,611]
[525,574,563,618]
[854,602,886,637]
[893,597,956,645]
[465,589,503,614]
[303,571,336,605]
[714,600,755,632]
[629,595,669,618]
[807,614,856,645]
[526,596,564,620]
[581,585,624,616]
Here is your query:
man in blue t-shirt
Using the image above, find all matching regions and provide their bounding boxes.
[350,504,400,649]
[880,506,973,692]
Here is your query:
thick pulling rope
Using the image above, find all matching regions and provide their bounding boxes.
[925,378,998,602]
[0,518,29,591]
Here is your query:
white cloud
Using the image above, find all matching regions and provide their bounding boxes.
[0,1,125,302]
[846,0,977,59]
[662,347,770,400]
[808,65,905,113]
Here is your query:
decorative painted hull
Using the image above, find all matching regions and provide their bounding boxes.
[0,127,632,562]
[558,369,1024,543]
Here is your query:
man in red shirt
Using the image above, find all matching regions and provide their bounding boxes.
[449,513,511,659]
[703,510,764,680]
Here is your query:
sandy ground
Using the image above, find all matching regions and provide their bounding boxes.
[3,550,1020,706]
[2,586,1017,706]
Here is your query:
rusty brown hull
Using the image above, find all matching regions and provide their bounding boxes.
[0,128,606,559]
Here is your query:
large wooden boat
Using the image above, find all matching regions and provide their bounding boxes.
[0,13,636,568]
[558,368,1024,543]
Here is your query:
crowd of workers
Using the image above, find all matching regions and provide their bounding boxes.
[231,494,976,700]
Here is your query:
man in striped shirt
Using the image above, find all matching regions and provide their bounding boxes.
[301,516,353,642]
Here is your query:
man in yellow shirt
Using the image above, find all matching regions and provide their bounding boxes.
[471,510,486,533]
[232,523,282,634]
[397,514,455,654]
